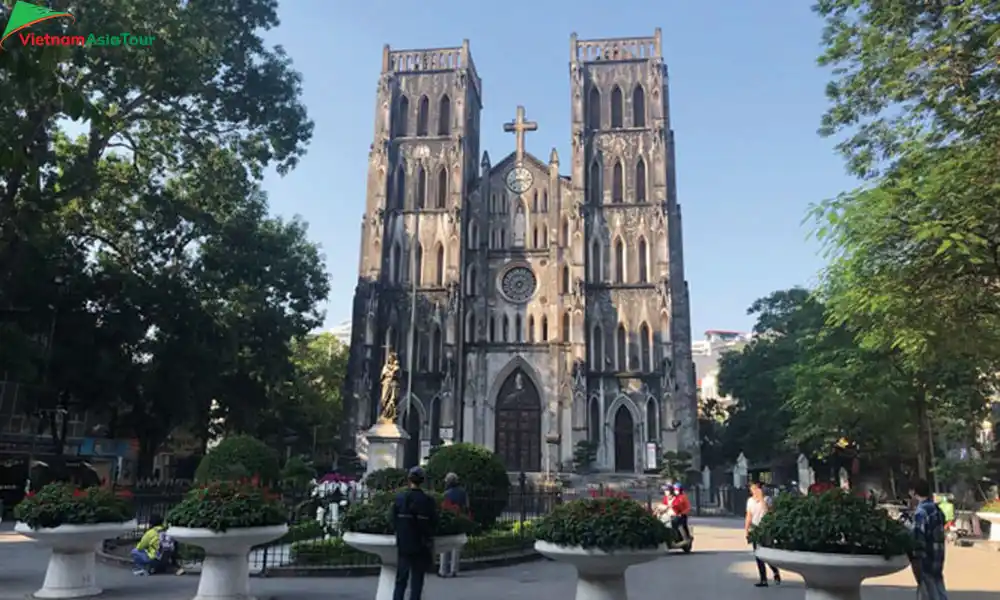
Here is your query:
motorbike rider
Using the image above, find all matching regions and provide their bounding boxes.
[668,483,692,541]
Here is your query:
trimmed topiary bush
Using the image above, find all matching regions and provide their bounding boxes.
[425,442,510,528]
[364,467,408,491]
[194,435,281,485]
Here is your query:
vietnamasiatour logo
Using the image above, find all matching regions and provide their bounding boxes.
[1,1,155,50]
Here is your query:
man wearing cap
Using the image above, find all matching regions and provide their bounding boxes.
[392,466,438,600]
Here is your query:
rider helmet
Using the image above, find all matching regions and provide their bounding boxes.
[673,483,684,491]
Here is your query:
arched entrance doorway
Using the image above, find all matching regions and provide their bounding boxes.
[494,368,541,472]
[402,399,421,467]
[613,405,635,472]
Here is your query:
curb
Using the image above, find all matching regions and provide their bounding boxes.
[97,545,541,577]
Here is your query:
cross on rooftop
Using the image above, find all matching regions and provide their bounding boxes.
[503,106,538,163]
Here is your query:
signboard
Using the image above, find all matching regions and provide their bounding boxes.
[439,427,454,441]
[645,442,658,470]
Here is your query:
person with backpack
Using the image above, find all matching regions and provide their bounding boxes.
[131,515,183,576]
[392,466,438,600]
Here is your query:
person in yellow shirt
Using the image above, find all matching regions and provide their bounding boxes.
[130,515,183,576]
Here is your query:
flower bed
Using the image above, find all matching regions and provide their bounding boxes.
[15,483,133,529]
[534,495,676,551]
[748,489,912,557]
[166,478,286,532]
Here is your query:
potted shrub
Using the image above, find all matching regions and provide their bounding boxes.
[14,482,136,598]
[975,499,1000,543]
[749,489,913,600]
[166,478,288,600]
[341,490,475,600]
[533,494,675,600]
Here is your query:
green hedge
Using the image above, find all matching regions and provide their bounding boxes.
[425,443,510,528]
[289,526,536,566]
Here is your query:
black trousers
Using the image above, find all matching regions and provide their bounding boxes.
[393,552,431,600]
[670,515,691,540]
[752,542,780,582]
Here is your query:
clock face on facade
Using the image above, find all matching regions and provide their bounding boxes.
[499,266,537,303]
[505,166,533,194]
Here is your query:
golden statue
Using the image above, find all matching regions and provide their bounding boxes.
[378,350,400,424]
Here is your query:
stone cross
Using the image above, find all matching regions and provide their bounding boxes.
[503,105,538,163]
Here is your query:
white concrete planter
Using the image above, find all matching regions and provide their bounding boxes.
[534,540,665,600]
[15,520,137,598]
[342,532,467,600]
[976,511,1000,543]
[755,547,908,600]
[167,524,288,600]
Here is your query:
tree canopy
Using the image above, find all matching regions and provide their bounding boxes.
[0,0,331,476]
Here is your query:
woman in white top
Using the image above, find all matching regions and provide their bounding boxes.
[745,481,781,588]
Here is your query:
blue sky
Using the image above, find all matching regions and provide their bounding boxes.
[260,1,857,337]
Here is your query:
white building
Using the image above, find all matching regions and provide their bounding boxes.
[692,330,751,407]
[329,321,352,346]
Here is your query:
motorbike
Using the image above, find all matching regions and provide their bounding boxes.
[655,505,694,553]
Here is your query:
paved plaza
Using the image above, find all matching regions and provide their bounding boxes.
[0,519,996,599]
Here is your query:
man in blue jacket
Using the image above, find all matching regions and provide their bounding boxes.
[392,466,438,600]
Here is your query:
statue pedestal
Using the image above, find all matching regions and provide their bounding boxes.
[364,422,410,475]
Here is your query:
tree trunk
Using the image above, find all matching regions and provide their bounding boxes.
[915,391,931,482]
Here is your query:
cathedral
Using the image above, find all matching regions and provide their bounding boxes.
[343,29,699,476]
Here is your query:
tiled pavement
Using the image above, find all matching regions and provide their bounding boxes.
[0,518,996,599]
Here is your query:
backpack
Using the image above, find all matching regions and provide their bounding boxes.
[157,530,176,555]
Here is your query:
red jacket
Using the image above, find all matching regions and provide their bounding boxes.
[669,493,691,516]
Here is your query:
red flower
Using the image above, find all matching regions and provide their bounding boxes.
[72,489,84,497]
[25,492,35,498]
[250,474,260,487]
[116,489,133,498]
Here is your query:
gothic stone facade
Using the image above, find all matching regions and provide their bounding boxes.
[344,30,699,474]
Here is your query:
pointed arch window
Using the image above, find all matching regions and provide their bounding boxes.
[502,315,510,342]
[638,237,648,283]
[489,317,496,342]
[416,95,429,136]
[632,85,646,128]
[561,265,570,294]
[395,95,409,137]
[541,316,549,341]
[589,398,601,441]
[590,241,602,282]
[394,165,406,210]
[391,242,402,284]
[610,86,623,128]
[541,227,548,247]
[533,227,539,248]
[587,86,601,130]
[588,161,601,204]
[527,316,535,343]
[436,168,447,208]
[435,244,445,286]
[413,242,423,286]
[468,223,478,249]
[562,312,571,343]
[438,95,451,135]
[541,190,548,212]
[432,326,443,370]
[614,238,625,283]
[640,323,652,371]
[612,161,623,203]
[561,217,570,246]
[635,158,647,203]
[533,190,539,212]
[592,326,604,370]
[416,166,427,209]
[515,315,523,342]
[466,265,476,295]
[465,313,475,342]
[417,333,429,371]
[616,324,627,371]
[646,399,657,440]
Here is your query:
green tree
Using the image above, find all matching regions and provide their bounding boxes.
[0,0,328,476]
[716,289,821,463]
